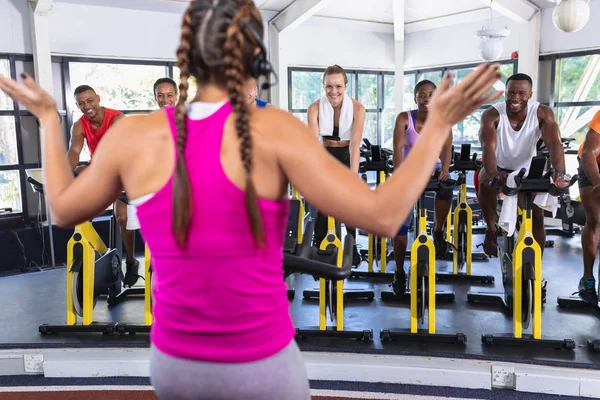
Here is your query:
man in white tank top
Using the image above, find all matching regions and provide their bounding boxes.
[477,73,566,257]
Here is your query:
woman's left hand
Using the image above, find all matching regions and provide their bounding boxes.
[0,72,57,120]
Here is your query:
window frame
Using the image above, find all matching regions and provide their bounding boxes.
[0,53,41,221]
[542,50,600,155]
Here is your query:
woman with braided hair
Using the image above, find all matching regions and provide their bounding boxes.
[0,0,503,398]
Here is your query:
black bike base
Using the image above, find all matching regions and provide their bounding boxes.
[295,327,373,341]
[436,273,495,284]
[588,340,600,352]
[287,289,295,300]
[557,295,600,310]
[380,290,455,303]
[107,287,145,306]
[39,322,152,335]
[350,270,395,280]
[39,323,120,335]
[481,334,575,350]
[380,329,466,344]
[302,289,375,301]
[467,292,507,307]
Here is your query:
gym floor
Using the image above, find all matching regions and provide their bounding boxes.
[0,230,598,370]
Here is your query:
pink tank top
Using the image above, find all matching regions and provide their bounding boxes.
[135,102,293,363]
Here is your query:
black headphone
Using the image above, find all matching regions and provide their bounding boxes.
[238,19,278,91]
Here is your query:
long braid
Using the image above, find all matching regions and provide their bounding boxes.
[172,6,195,248]
[223,10,265,248]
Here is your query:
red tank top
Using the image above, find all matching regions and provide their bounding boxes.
[78,108,121,159]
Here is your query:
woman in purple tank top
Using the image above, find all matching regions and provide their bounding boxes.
[0,0,504,397]
[391,80,454,297]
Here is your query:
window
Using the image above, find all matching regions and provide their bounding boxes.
[548,52,600,199]
[0,56,42,218]
[552,53,600,145]
[404,60,517,147]
[172,66,198,102]
[68,61,170,161]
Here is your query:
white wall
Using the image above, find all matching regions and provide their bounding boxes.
[404,16,520,70]
[0,0,33,54]
[540,0,600,55]
[0,1,275,60]
[283,16,395,70]
[48,3,183,60]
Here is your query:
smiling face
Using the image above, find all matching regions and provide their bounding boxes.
[323,73,347,108]
[505,79,532,114]
[75,90,101,119]
[154,82,177,109]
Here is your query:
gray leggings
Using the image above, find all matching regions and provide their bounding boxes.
[150,340,311,400]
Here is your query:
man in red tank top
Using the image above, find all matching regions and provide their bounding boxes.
[66,85,139,286]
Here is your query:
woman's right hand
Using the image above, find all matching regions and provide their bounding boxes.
[427,63,503,128]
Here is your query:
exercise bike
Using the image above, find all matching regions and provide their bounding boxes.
[297,216,374,340]
[380,171,465,344]
[28,174,153,335]
[351,138,395,280]
[467,156,578,349]
[437,143,493,285]
[284,186,307,299]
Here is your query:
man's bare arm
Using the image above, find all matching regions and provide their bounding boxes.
[479,107,499,175]
[67,121,84,170]
[581,127,600,186]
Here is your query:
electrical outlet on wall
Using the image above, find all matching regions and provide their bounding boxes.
[491,365,515,389]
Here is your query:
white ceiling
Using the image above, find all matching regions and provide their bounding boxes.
[52,0,594,25]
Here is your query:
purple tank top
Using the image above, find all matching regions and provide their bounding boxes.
[402,110,440,163]
[134,103,294,363]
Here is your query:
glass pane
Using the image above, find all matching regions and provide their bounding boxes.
[418,71,442,87]
[404,74,416,111]
[0,170,22,213]
[172,66,197,103]
[363,112,378,145]
[357,74,377,109]
[20,116,40,164]
[290,71,322,110]
[69,62,167,110]
[452,109,484,145]
[0,59,13,110]
[0,116,18,165]
[293,112,307,124]
[381,108,396,149]
[556,105,600,146]
[52,62,65,111]
[14,61,35,112]
[449,64,513,105]
[556,55,600,103]
[346,73,354,98]
[383,74,394,109]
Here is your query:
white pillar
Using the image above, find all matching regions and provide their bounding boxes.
[29,0,56,268]
[29,0,54,94]
[268,23,288,110]
[517,12,541,101]
[393,0,405,115]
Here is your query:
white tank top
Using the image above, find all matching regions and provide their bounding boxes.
[492,101,541,172]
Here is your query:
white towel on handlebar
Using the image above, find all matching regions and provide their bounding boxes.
[498,170,521,237]
[318,92,354,139]
[533,180,559,218]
